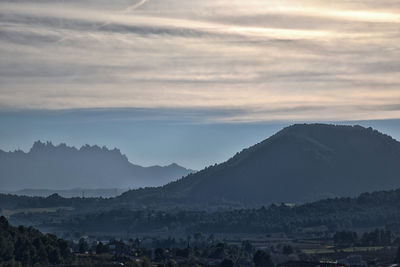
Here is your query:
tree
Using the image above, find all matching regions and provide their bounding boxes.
[194,232,203,242]
[78,238,88,254]
[359,229,392,246]
[166,259,178,267]
[241,240,254,255]
[253,250,274,267]
[175,247,192,258]
[210,243,226,259]
[333,231,358,247]
[32,238,48,263]
[394,246,400,264]
[141,256,152,267]
[14,237,32,265]
[155,248,165,261]
[96,242,108,254]
[282,245,293,255]
[220,258,234,267]
[134,238,141,249]
[48,248,61,264]
[0,235,14,261]
[57,239,71,259]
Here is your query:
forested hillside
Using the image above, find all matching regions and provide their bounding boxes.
[0,216,73,265]
[10,188,400,236]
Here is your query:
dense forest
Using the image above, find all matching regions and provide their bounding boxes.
[333,229,395,247]
[75,189,400,234]
[0,216,73,266]
[8,188,400,236]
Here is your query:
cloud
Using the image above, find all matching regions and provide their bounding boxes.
[0,0,399,122]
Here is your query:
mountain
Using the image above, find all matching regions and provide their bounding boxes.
[0,141,194,191]
[1,188,128,198]
[119,124,400,207]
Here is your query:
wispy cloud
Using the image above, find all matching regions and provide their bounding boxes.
[0,0,399,122]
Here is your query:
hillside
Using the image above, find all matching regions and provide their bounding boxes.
[48,188,400,235]
[0,216,72,265]
[119,124,400,207]
[8,187,400,237]
[0,141,194,191]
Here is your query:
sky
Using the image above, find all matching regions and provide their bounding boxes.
[0,0,399,169]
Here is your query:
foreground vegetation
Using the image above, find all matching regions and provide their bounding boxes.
[0,216,72,265]
[3,214,400,266]
[3,187,400,265]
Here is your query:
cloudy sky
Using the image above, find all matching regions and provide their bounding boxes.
[0,0,399,168]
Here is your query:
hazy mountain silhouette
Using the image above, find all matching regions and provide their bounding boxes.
[119,124,400,207]
[0,141,194,191]
[0,188,128,198]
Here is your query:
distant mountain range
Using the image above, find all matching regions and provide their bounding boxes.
[0,188,128,198]
[2,124,400,208]
[118,124,400,207]
[0,141,194,191]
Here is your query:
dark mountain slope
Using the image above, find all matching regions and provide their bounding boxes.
[0,141,194,190]
[119,124,400,206]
